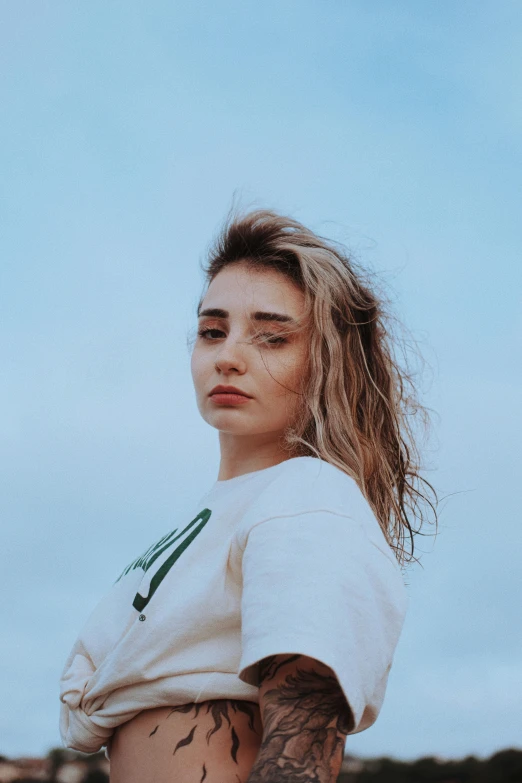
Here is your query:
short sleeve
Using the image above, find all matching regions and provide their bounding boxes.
[237,511,409,735]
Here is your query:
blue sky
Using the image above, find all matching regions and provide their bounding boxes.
[1,0,521,762]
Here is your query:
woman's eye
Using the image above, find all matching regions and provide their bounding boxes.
[198,327,224,340]
[256,333,287,345]
[197,328,286,346]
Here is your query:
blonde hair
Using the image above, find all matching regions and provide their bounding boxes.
[195,206,438,568]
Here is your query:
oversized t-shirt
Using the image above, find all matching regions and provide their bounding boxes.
[59,456,409,754]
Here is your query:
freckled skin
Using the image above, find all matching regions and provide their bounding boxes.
[190,263,310,475]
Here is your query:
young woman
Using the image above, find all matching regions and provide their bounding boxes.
[59,208,437,783]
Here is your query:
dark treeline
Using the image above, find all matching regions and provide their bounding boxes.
[3,747,522,782]
[338,749,522,783]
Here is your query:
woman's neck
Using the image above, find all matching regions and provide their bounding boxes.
[217,433,291,481]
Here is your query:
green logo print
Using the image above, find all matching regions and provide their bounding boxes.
[116,509,212,613]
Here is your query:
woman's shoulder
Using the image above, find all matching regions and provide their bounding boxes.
[241,455,375,525]
[235,455,402,576]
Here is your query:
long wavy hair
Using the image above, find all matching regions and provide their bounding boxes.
[193,205,438,568]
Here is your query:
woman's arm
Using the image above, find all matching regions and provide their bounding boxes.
[246,654,353,783]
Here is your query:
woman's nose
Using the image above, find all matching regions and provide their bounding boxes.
[214,336,248,374]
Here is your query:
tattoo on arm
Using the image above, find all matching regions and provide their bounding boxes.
[247,654,353,783]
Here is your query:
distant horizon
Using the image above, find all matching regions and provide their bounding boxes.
[2,745,522,764]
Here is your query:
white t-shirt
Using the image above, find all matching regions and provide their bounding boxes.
[59,456,408,754]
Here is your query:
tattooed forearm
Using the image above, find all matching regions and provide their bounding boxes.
[247,655,353,783]
[257,654,303,683]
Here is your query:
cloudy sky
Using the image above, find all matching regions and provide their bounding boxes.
[2,0,521,763]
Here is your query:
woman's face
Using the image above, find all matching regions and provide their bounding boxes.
[191,262,308,442]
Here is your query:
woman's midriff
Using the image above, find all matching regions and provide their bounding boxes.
[108,700,263,783]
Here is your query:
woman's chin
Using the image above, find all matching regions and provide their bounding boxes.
[208,417,269,437]
[204,414,249,430]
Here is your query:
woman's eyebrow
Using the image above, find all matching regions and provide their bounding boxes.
[197,307,297,325]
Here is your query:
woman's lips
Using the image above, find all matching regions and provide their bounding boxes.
[209,392,252,405]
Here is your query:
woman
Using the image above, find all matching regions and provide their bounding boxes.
[59,207,437,783]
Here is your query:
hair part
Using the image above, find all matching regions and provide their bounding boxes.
[194,205,439,569]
